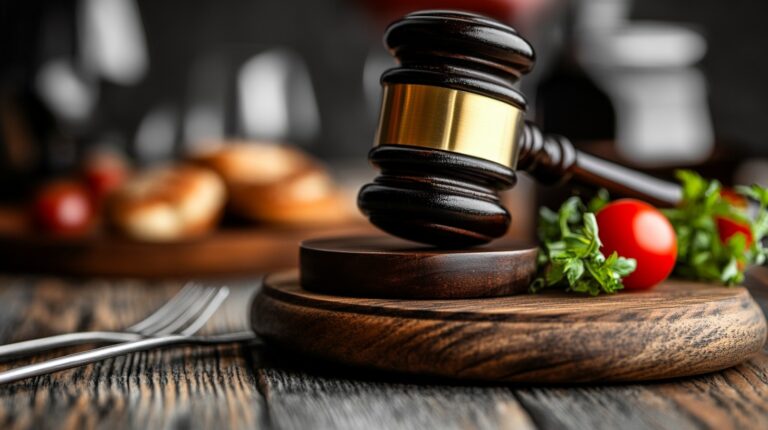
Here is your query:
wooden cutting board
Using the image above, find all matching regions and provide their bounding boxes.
[253,270,767,383]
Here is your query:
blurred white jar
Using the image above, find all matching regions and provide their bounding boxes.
[580,21,714,167]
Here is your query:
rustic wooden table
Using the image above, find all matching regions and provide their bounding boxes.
[0,269,766,430]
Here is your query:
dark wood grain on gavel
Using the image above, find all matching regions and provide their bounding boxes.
[358,10,682,247]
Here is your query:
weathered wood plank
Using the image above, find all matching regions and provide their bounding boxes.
[0,344,265,430]
[257,366,536,430]
[0,280,32,343]
[516,352,768,430]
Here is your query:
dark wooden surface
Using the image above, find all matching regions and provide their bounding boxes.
[300,236,537,298]
[256,270,766,383]
[0,270,767,429]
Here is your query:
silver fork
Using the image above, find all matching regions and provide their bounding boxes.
[0,283,211,360]
[0,286,254,385]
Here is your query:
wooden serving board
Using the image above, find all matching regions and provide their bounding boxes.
[0,220,374,278]
[253,270,767,383]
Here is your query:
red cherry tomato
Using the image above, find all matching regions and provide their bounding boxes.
[716,188,752,251]
[715,216,752,248]
[596,199,677,290]
[719,188,748,209]
[33,181,93,235]
[82,153,128,204]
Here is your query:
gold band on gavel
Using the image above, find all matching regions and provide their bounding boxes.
[374,83,524,169]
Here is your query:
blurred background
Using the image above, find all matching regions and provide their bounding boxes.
[1,0,767,275]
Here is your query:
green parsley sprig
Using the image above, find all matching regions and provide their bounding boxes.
[663,170,768,285]
[532,195,637,296]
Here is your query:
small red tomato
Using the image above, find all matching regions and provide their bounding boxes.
[715,216,752,248]
[596,199,677,290]
[82,153,128,204]
[33,181,93,235]
[720,188,748,209]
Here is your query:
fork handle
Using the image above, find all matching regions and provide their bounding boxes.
[0,332,143,361]
[0,332,257,385]
[0,335,189,384]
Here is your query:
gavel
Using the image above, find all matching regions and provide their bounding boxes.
[357,10,682,247]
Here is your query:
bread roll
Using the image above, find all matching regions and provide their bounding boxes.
[192,143,348,225]
[109,165,226,241]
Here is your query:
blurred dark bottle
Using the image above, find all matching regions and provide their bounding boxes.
[535,4,615,143]
[0,1,81,202]
[0,84,68,201]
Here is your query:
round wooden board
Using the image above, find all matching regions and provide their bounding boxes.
[300,236,538,299]
[253,270,767,383]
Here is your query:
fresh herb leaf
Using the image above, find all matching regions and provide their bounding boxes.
[532,196,637,296]
[587,188,611,213]
[663,170,768,285]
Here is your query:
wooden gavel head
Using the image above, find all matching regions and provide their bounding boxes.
[358,10,559,247]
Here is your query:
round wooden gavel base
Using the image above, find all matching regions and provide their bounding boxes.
[253,270,766,383]
[299,235,538,299]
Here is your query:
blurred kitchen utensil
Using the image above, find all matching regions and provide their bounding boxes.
[576,0,714,167]
[237,48,320,145]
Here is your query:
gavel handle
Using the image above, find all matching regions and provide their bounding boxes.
[517,122,682,207]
